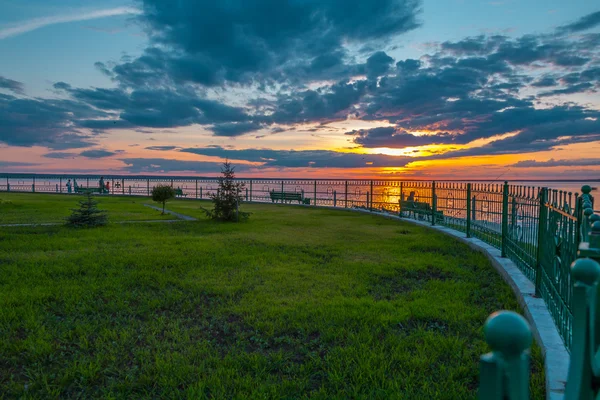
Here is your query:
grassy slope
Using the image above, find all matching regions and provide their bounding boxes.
[0,193,171,224]
[0,196,545,399]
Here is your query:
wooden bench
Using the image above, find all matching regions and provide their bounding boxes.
[174,188,187,197]
[269,191,310,204]
[400,200,444,222]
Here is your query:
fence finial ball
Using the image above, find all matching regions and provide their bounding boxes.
[582,185,592,194]
[591,214,600,224]
[484,311,532,357]
[571,258,600,286]
[592,221,600,233]
[585,208,594,217]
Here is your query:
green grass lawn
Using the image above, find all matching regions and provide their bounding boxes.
[0,195,545,399]
[0,193,172,224]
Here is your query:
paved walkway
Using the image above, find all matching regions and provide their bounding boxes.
[0,205,197,227]
[143,204,197,221]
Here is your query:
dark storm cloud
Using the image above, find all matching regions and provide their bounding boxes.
[511,158,600,168]
[365,51,395,80]
[116,0,421,87]
[0,76,25,94]
[350,127,456,148]
[180,146,411,169]
[145,146,179,151]
[531,77,557,87]
[0,93,103,148]
[80,149,117,158]
[43,152,78,159]
[557,11,600,33]
[54,84,253,130]
[211,122,264,137]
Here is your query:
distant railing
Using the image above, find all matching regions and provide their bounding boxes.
[0,173,594,352]
[478,189,599,399]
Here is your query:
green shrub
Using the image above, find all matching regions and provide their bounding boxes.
[152,185,176,214]
[66,192,108,228]
[204,161,250,222]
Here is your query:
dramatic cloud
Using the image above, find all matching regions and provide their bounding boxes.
[0,93,103,147]
[511,158,600,168]
[104,0,421,87]
[0,76,25,94]
[121,158,239,174]
[350,127,456,148]
[181,146,411,169]
[557,11,600,33]
[145,146,179,151]
[211,122,264,137]
[43,152,78,159]
[80,149,116,158]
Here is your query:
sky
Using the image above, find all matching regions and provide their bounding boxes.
[0,0,599,179]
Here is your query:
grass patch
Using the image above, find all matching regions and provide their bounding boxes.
[0,193,172,224]
[0,195,545,398]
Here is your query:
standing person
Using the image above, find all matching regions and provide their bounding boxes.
[106,181,110,193]
[99,177,105,193]
[66,179,72,194]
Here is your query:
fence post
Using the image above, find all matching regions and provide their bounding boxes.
[170,178,173,187]
[334,191,337,207]
[399,182,403,216]
[535,187,548,296]
[147,179,150,196]
[466,183,472,238]
[195,179,198,198]
[122,179,125,195]
[366,191,370,210]
[86,178,89,188]
[478,311,532,399]
[246,188,248,202]
[370,180,374,211]
[502,181,509,258]
[249,180,253,202]
[60,177,62,193]
[32,176,35,193]
[281,180,284,195]
[314,180,317,206]
[345,181,348,208]
[432,181,437,226]
[564,258,600,399]
[7,177,9,192]
[200,187,203,199]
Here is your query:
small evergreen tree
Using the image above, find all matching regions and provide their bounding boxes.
[204,161,250,221]
[152,185,176,214]
[66,192,108,228]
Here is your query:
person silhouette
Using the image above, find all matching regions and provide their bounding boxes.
[66,179,72,194]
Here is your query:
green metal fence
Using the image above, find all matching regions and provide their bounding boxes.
[478,187,599,399]
[0,173,594,351]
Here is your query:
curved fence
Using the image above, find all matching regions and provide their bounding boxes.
[0,173,596,351]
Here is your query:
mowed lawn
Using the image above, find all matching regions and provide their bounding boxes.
[0,193,172,224]
[0,194,545,399]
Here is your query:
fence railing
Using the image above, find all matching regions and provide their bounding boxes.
[478,189,600,399]
[0,173,595,352]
